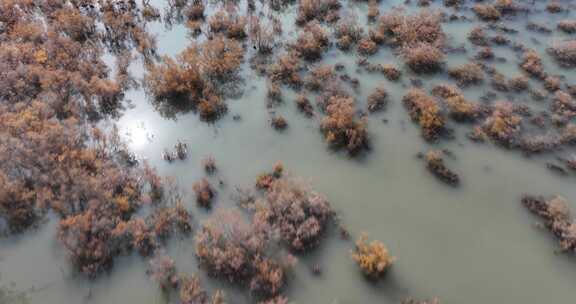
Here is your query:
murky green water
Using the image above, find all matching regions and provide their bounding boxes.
[2,0,576,303]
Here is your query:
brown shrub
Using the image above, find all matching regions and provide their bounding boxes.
[367,86,388,113]
[425,150,460,185]
[334,17,363,50]
[473,4,501,21]
[305,65,336,91]
[431,84,461,99]
[201,155,217,174]
[271,115,288,130]
[401,42,445,73]
[546,1,563,13]
[357,38,378,56]
[448,63,484,86]
[552,91,576,119]
[179,275,225,304]
[520,49,546,79]
[548,40,576,68]
[508,75,530,92]
[192,178,215,208]
[199,36,244,81]
[468,27,489,46]
[494,0,519,14]
[268,53,302,87]
[377,10,445,48]
[254,176,335,251]
[476,47,495,60]
[296,0,341,25]
[295,94,314,117]
[208,10,247,39]
[320,97,370,154]
[368,1,380,21]
[558,20,576,34]
[148,254,178,290]
[195,210,293,297]
[292,23,329,61]
[522,195,576,251]
[403,88,446,140]
[444,95,480,122]
[482,102,522,147]
[351,233,395,278]
[544,75,562,92]
[381,64,402,81]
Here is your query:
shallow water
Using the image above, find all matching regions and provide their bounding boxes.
[2,0,576,303]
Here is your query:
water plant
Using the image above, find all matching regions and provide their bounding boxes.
[351,233,395,278]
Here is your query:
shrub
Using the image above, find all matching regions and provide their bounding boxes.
[271,115,288,130]
[473,4,501,21]
[444,95,480,121]
[522,195,576,251]
[295,94,314,117]
[401,42,444,73]
[425,150,460,185]
[377,11,445,48]
[552,91,576,119]
[381,64,402,81]
[482,102,522,147]
[520,49,546,79]
[448,63,484,86]
[546,1,563,13]
[334,17,363,50]
[208,10,247,39]
[402,88,446,141]
[494,0,519,14]
[305,65,336,91]
[357,38,378,56]
[351,233,394,278]
[199,36,244,81]
[548,40,576,68]
[292,23,329,61]
[320,97,370,154]
[148,253,178,290]
[558,20,576,34]
[254,176,335,251]
[296,0,341,25]
[268,53,302,87]
[367,86,388,113]
[195,209,293,297]
[201,155,217,174]
[508,75,530,92]
[179,275,225,304]
[192,178,215,208]
[368,1,380,21]
[544,75,562,92]
[468,27,489,46]
[476,47,495,60]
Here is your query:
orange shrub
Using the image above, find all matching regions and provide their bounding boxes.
[402,88,445,140]
[401,42,444,73]
[448,63,484,86]
[320,97,370,154]
[351,233,395,278]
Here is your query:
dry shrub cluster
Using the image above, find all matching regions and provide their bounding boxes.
[481,102,522,147]
[334,17,364,51]
[433,85,481,121]
[403,89,446,141]
[179,274,225,304]
[254,175,335,252]
[520,49,546,79]
[367,85,388,113]
[552,91,576,119]
[305,65,336,91]
[548,40,576,68]
[195,209,295,299]
[145,36,244,121]
[296,0,341,25]
[473,4,501,21]
[208,10,247,40]
[448,63,484,86]
[295,94,315,117]
[522,195,576,252]
[558,20,576,34]
[291,23,330,61]
[376,11,445,73]
[425,150,460,185]
[271,115,289,130]
[192,178,216,208]
[320,96,370,155]
[351,233,395,278]
[268,53,303,87]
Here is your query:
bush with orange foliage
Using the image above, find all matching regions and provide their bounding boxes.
[403,88,446,141]
[425,150,460,185]
[199,36,244,81]
[473,4,501,21]
[367,85,388,113]
[195,209,294,299]
[448,63,484,86]
[320,97,370,155]
[522,195,576,252]
[520,49,546,79]
[305,65,336,91]
[179,274,225,304]
[253,175,335,251]
[357,38,378,56]
[377,10,445,48]
[552,91,576,119]
[401,42,445,73]
[558,20,576,34]
[148,253,178,290]
[296,0,341,25]
[209,10,247,40]
[548,40,576,68]
[295,94,315,117]
[482,102,522,147]
[351,233,395,278]
[291,23,329,61]
[268,53,302,87]
[256,162,284,190]
[192,178,216,208]
[334,17,363,51]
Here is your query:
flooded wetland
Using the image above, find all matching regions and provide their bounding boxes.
[1,0,576,303]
